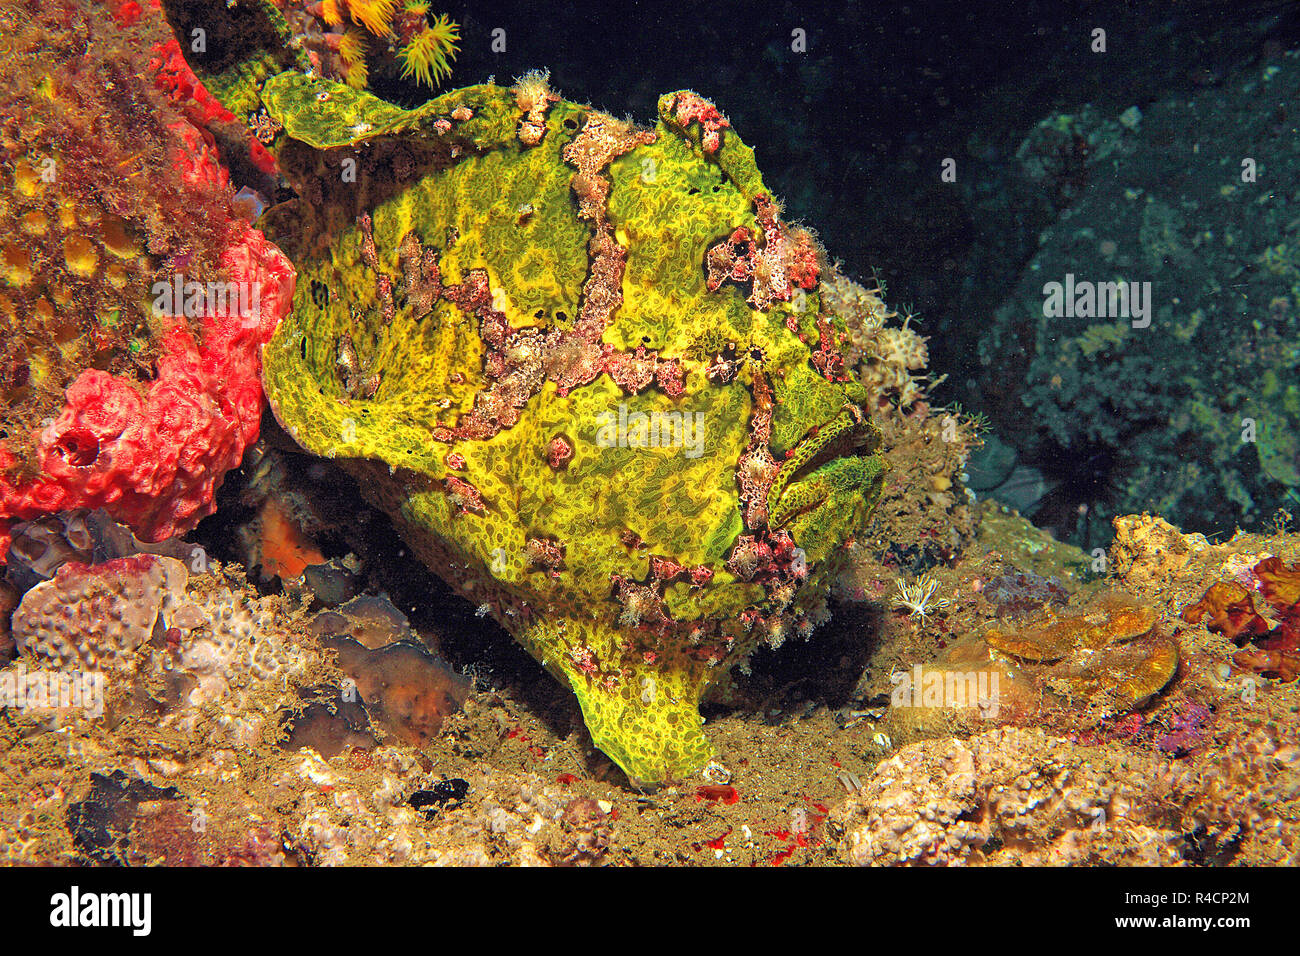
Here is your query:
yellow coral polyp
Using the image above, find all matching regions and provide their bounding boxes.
[343,0,397,38]
[2,241,32,285]
[14,161,40,196]
[320,0,343,26]
[399,15,459,88]
[99,216,135,257]
[63,234,98,276]
[344,59,369,89]
[337,27,367,66]
[20,210,47,236]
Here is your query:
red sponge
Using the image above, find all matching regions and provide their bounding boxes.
[0,8,295,559]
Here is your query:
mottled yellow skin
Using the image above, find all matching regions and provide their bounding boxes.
[258,75,886,783]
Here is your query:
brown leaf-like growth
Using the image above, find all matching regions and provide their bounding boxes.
[984,591,1176,711]
[1182,557,1300,682]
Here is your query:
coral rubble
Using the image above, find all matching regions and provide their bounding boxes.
[830,719,1300,866]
